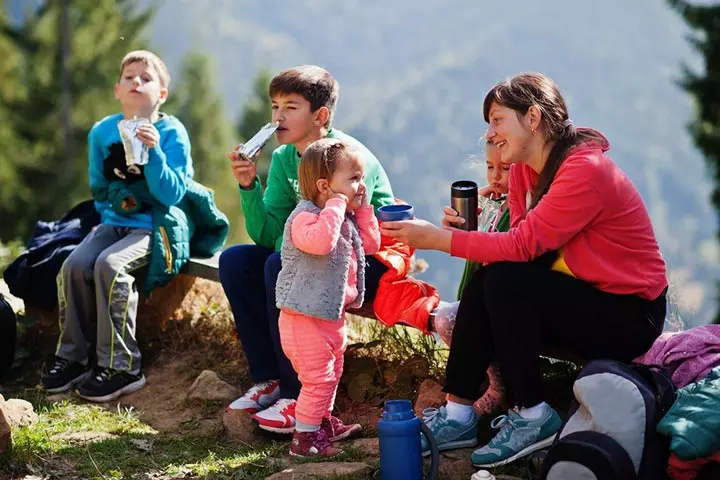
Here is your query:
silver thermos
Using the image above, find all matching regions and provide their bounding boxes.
[450,180,478,231]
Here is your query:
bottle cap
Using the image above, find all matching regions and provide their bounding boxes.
[470,470,495,480]
[382,400,415,421]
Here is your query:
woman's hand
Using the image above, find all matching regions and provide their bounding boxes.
[380,218,453,252]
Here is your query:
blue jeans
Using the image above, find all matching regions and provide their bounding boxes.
[218,244,386,399]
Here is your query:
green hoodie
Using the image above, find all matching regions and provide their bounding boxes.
[239,129,395,251]
[457,207,510,299]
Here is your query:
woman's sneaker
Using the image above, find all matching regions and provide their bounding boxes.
[289,428,341,457]
[471,404,562,468]
[252,398,296,433]
[420,406,479,456]
[321,415,362,442]
[76,367,146,403]
[226,380,280,414]
[41,357,91,394]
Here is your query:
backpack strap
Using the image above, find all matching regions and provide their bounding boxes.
[629,363,676,411]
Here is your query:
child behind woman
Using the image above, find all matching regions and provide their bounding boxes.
[434,141,509,417]
[275,138,381,457]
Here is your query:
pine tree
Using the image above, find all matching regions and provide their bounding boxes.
[237,68,275,185]
[667,0,720,323]
[174,51,233,187]
[0,0,29,241]
[173,51,244,242]
[0,0,152,241]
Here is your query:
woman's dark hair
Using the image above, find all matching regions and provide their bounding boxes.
[483,73,604,209]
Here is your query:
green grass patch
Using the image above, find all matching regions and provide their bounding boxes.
[5,399,382,480]
[7,400,293,479]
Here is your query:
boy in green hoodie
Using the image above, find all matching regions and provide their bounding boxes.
[219,65,395,434]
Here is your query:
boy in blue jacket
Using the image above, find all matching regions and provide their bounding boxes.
[41,50,194,402]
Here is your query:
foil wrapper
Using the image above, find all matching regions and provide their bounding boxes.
[477,195,504,232]
[237,122,279,163]
[118,116,150,166]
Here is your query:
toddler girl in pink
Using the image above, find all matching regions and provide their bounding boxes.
[275,138,381,457]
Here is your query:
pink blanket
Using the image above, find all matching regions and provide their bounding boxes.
[634,325,720,388]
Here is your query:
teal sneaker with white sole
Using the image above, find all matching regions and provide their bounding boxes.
[421,406,479,456]
[471,404,562,468]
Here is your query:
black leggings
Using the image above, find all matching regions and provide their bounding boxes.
[444,261,666,408]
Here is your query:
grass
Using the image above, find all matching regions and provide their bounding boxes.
[346,315,449,378]
[5,396,376,480]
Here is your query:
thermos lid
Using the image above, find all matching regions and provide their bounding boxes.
[382,399,415,421]
[451,180,478,198]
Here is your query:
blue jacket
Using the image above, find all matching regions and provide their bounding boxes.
[657,366,720,460]
[95,178,229,293]
[3,200,100,309]
[88,112,194,230]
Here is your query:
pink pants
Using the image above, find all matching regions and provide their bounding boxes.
[279,310,347,426]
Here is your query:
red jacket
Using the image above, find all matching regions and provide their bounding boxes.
[371,234,440,334]
[451,130,667,300]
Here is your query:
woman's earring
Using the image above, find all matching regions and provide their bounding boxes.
[531,128,536,135]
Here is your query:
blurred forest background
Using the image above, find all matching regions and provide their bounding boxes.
[2,0,720,325]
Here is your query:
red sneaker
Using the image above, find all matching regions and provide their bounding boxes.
[321,415,362,442]
[252,398,296,433]
[226,380,280,414]
[289,429,341,457]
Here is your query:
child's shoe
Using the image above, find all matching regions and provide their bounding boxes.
[321,415,362,442]
[227,380,280,414]
[473,387,506,417]
[41,356,91,394]
[253,398,296,433]
[76,367,146,403]
[289,429,341,457]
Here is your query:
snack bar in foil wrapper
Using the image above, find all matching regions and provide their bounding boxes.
[118,116,151,166]
[236,122,279,163]
[477,195,504,232]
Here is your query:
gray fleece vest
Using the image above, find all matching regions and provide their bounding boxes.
[276,200,366,321]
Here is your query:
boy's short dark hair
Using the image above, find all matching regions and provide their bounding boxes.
[269,65,339,128]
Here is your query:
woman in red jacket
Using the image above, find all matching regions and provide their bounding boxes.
[381,72,668,468]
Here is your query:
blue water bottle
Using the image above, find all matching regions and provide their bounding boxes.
[377,399,439,480]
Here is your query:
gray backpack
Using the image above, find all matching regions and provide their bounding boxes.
[541,359,676,480]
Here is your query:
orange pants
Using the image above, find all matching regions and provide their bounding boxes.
[279,310,347,426]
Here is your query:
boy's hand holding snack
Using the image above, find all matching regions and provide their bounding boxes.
[228,144,259,188]
[136,123,160,149]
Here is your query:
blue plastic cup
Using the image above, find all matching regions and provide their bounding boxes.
[377,204,414,222]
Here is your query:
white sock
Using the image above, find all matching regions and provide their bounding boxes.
[518,402,548,420]
[295,420,320,433]
[445,401,474,424]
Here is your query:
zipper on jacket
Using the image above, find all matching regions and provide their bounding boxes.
[158,226,173,274]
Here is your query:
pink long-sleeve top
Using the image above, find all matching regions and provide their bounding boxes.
[450,131,667,300]
[290,197,381,307]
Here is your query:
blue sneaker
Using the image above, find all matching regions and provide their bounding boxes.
[471,404,562,468]
[420,406,478,456]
